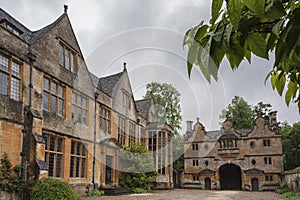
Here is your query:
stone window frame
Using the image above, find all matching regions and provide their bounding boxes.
[193,175,199,181]
[70,140,87,179]
[264,157,272,165]
[0,53,22,101]
[118,116,126,145]
[43,76,65,117]
[72,91,88,125]
[99,104,111,134]
[140,126,146,145]
[193,159,199,166]
[128,121,136,147]
[58,41,76,73]
[192,143,199,151]
[265,175,273,181]
[43,133,64,178]
[263,139,271,147]
[148,131,157,167]
[122,90,131,111]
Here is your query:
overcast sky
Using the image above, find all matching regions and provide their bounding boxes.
[1,0,299,131]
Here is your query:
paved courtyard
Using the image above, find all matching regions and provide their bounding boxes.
[83,189,287,200]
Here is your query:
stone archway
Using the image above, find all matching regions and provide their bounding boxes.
[219,164,242,190]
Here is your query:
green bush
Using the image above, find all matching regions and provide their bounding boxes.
[132,188,151,194]
[275,187,300,200]
[30,178,80,200]
[87,189,104,197]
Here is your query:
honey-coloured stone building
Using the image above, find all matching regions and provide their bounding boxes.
[183,112,283,191]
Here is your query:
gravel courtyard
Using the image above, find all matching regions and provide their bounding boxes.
[83,189,287,200]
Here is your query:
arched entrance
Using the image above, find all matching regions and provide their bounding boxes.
[219,164,242,190]
[251,178,259,191]
[205,178,211,190]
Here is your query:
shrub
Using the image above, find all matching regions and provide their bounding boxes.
[275,187,300,200]
[0,153,24,192]
[30,178,80,200]
[132,188,151,194]
[275,187,291,194]
[87,189,104,197]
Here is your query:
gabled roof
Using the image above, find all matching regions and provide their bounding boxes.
[135,99,151,119]
[0,8,70,45]
[89,72,99,88]
[28,13,65,44]
[97,71,123,97]
[0,7,32,43]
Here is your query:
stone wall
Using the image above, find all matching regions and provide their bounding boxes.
[280,170,300,190]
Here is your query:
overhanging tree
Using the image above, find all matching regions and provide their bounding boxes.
[144,82,182,135]
[184,0,300,110]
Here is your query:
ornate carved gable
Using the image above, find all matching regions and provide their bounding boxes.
[199,168,215,176]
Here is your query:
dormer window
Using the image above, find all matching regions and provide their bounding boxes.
[59,43,76,72]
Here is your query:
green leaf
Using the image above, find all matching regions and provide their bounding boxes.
[211,0,224,24]
[244,0,265,17]
[247,33,268,59]
[197,37,212,82]
[271,72,277,90]
[275,72,286,96]
[272,19,284,38]
[227,0,242,30]
[187,42,198,78]
[285,81,298,106]
[195,24,209,41]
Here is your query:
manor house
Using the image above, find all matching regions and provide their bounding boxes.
[0,6,173,195]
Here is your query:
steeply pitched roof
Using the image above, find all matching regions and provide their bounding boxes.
[89,72,99,88]
[0,8,32,43]
[0,7,66,45]
[97,71,123,97]
[206,130,221,139]
[135,99,151,119]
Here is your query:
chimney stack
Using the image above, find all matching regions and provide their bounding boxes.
[269,111,277,126]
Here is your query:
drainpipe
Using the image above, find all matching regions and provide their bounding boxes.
[92,92,99,190]
[21,52,36,198]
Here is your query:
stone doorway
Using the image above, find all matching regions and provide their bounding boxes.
[205,178,211,190]
[251,178,259,191]
[219,164,242,190]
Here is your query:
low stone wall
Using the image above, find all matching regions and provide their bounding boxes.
[280,170,300,190]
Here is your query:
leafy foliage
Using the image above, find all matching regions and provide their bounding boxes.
[119,143,157,191]
[219,96,272,129]
[275,187,300,200]
[30,178,80,200]
[144,82,182,135]
[132,188,151,194]
[281,122,300,170]
[184,0,300,110]
[0,153,23,192]
[87,189,104,197]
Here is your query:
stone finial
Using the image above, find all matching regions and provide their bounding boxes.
[196,117,200,123]
[64,5,68,13]
[123,62,127,71]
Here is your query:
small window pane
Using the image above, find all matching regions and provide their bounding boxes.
[50,136,55,151]
[76,157,80,177]
[44,78,49,91]
[78,108,82,123]
[51,82,57,94]
[70,156,74,178]
[72,105,76,122]
[82,98,87,108]
[0,55,8,72]
[76,143,81,155]
[65,49,70,70]
[58,99,63,116]
[82,146,86,156]
[71,142,75,154]
[0,72,8,95]
[72,93,76,103]
[58,86,63,98]
[43,92,49,111]
[56,154,62,178]
[48,153,55,177]
[12,62,20,77]
[57,138,63,152]
[77,96,82,106]
[10,78,20,101]
[82,110,87,125]
[81,158,85,178]
[70,53,75,72]
[51,95,56,113]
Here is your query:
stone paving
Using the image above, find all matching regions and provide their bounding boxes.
[83,189,287,200]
